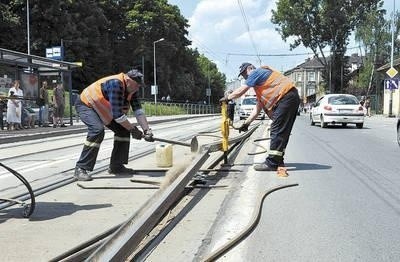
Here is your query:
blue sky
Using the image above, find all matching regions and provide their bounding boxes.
[168,0,397,81]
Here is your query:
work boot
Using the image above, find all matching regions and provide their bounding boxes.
[74,167,92,181]
[108,165,136,175]
[253,163,277,171]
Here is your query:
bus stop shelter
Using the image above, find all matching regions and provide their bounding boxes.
[0,47,80,128]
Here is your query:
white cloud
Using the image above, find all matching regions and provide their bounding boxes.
[186,0,310,80]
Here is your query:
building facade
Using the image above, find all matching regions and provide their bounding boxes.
[284,54,363,105]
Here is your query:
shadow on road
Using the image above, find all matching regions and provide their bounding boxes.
[285,162,331,171]
[0,202,112,223]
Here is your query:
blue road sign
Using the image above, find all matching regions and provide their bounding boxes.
[45,46,64,60]
[384,78,400,90]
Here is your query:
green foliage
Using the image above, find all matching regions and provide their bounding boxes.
[0,0,226,105]
[354,7,390,94]
[141,102,186,116]
[271,0,383,93]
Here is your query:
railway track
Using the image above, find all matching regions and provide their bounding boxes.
[0,116,270,261]
[47,123,261,261]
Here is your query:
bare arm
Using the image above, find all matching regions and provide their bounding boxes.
[245,101,263,125]
[226,85,250,100]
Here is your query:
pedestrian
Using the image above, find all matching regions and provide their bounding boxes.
[38,81,50,127]
[74,69,154,181]
[6,80,23,130]
[221,62,300,177]
[52,83,66,127]
[364,97,371,117]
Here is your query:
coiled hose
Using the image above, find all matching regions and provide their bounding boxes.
[0,162,36,218]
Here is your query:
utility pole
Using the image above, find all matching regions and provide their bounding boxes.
[388,0,396,117]
[26,0,30,55]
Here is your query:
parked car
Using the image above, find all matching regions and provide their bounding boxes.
[310,94,365,128]
[238,96,266,120]
[397,118,400,146]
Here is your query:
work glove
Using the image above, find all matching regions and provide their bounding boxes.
[143,129,154,142]
[238,122,249,133]
[219,97,231,104]
[130,126,143,140]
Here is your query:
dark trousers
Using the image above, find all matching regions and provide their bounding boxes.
[266,88,300,168]
[75,97,130,171]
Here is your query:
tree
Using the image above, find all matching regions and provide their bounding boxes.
[354,7,389,95]
[0,0,227,103]
[271,0,383,93]
[0,1,24,51]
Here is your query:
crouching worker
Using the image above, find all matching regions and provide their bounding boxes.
[221,63,300,177]
[74,69,154,181]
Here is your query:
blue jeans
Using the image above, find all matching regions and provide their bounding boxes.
[38,106,43,125]
[40,105,49,125]
[75,97,130,171]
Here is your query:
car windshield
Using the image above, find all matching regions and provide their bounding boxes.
[328,96,358,105]
[242,97,257,105]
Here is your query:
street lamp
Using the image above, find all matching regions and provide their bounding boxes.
[153,38,164,104]
[26,0,30,55]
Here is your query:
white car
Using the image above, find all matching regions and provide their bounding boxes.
[238,96,266,120]
[310,94,365,128]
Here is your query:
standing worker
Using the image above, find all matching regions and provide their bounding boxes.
[221,63,300,177]
[74,69,154,181]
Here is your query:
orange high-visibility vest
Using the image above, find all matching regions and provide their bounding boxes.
[254,66,294,111]
[80,73,126,124]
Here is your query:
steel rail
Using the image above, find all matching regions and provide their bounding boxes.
[0,121,220,212]
[85,123,261,261]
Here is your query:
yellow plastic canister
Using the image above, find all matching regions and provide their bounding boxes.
[155,144,173,167]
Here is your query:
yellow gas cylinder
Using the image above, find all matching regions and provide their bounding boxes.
[156,144,173,167]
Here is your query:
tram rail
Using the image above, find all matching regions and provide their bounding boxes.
[51,123,261,261]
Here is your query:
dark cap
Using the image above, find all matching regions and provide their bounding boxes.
[238,62,252,77]
[126,69,143,81]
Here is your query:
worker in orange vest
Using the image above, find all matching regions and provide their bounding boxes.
[221,63,300,177]
[74,69,154,181]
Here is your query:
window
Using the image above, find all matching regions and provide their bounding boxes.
[296,73,302,81]
[308,72,315,82]
[328,95,358,105]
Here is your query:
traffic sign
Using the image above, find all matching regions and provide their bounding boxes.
[151,85,158,95]
[386,67,398,78]
[45,46,64,60]
[384,78,399,90]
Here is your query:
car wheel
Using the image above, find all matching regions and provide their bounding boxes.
[310,115,315,126]
[342,123,347,127]
[356,123,363,129]
[320,115,327,128]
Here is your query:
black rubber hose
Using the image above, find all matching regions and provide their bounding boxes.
[0,162,36,218]
[203,183,299,262]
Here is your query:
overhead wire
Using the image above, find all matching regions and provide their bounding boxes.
[237,0,262,65]
[188,33,239,77]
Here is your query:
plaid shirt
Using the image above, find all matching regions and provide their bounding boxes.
[101,79,142,119]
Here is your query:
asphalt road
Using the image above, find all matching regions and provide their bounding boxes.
[1,114,399,261]
[239,114,400,261]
